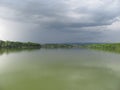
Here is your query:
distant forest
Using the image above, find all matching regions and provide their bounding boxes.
[1,40,120,53]
[0,40,41,48]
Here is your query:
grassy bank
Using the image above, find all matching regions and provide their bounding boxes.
[83,43,120,53]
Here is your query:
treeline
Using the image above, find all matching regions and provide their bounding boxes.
[1,40,120,53]
[0,40,41,49]
[0,41,81,49]
[83,43,120,53]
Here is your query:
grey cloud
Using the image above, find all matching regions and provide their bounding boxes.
[1,0,119,26]
[0,0,120,43]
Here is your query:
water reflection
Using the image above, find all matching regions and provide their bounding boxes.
[90,47,120,54]
[0,48,40,55]
[0,49,120,90]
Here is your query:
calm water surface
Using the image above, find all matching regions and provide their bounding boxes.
[0,48,120,90]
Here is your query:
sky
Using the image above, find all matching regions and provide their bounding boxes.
[0,0,120,43]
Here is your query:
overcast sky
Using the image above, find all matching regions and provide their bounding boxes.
[0,0,120,43]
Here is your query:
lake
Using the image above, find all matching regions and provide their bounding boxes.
[0,48,120,90]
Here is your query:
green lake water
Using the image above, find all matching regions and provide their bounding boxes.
[0,48,120,90]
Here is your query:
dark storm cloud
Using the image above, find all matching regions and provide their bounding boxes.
[1,0,120,27]
[0,0,120,43]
